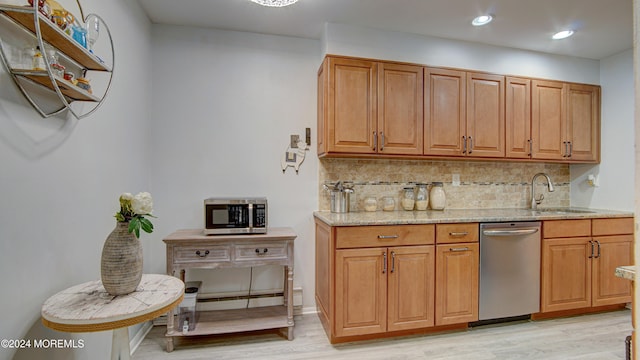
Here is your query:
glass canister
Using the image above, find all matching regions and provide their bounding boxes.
[415,183,429,211]
[382,196,395,211]
[429,182,446,210]
[401,187,415,211]
[364,197,378,212]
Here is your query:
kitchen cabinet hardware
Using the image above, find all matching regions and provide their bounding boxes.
[568,142,573,157]
[390,251,395,273]
[595,240,601,258]
[372,131,377,151]
[528,139,532,156]
[195,250,210,257]
[378,234,399,239]
[449,231,469,237]
[468,136,473,154]
[380,132,385,151]
[255,248,269,255]
[462,136,467,154]
[449,247,469,252]
[589,240,595,258]
[382,251,387,273]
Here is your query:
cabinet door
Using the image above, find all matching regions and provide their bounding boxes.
[531,80,566,160]
[591,235,632,306]
[566,83,600,162]
[435,243,479,325]
[466,73,505,158]
[505,77,531,158]
[378,63,423,155]
[541,237,592,312]
[387,246,435,331]
[327,57,377,154]
[335,248,387,337]
[424,68,466,156]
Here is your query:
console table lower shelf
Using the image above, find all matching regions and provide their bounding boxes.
[166,306,291,337]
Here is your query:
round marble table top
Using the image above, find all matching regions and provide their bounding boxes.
[42,274,184,333]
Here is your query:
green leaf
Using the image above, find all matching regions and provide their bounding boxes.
[140,217,154,234]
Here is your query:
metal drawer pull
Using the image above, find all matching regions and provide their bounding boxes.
[378,235,399,239]
[482,228,538,236]
[195,250,210,257]
[383,252,387,274]
[595,240,601,258]
[449,247,469,252]
[391,251,395,273]
[588,241,594,258]
[449,232,469,237]
[255,248,269,255]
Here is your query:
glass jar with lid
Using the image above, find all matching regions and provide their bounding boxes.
[415,183,429,211]
[401,187,415,211]
[364,197,378,212]
[429,182,446,210]
[382,196,395,211]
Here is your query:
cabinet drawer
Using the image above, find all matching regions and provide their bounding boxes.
[236,243,288,261]
[592,217,634,236]
[336,224,435,249]
[174,245,231,264]
[436,223,479,244]
[543,219,591,238]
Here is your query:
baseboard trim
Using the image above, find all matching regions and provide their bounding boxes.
[130,321,153,356]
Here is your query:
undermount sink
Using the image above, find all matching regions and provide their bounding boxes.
[533,208,595,215]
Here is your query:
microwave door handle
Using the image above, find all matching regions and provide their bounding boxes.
[248,203,253,228]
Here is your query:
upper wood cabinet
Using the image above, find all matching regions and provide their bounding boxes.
[505,77,532,158]
[423,68,466,156]
[423,69,504,158]
[318,55,600,163]
[317,56,423,156]
[531,80,600,162]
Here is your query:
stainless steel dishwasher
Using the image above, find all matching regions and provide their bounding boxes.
[478,221,541,322]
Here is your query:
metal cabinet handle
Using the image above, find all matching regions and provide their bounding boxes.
[528,139,532,156]
[378,234,399,239]
[563,141,568,157]
[595,240,601,258]
[255,248,269,255]
[373,131,377,151]
[468,136,473,154]
[390,251,395,273]
[449,232,469,237]
[449,247,469,252]
[568,142,573,158]
[588,241,594,259]
[380,132,385,151]
[383,251,387,274]
[195,250,210,257]
[462,136,467,154]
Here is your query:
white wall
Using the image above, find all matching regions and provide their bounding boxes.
[0,1,152,359]
[148,26,320,311]
[571,49,634,211]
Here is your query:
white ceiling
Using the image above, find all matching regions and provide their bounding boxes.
[137,0,633,60]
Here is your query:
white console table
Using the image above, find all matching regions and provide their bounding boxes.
[163,227,296,352]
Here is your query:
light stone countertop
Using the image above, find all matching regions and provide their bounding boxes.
[313,207,633,226]
[615,266,635,281]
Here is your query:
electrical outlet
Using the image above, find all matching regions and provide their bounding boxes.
[452,174,460,187]
[290,135,300,148]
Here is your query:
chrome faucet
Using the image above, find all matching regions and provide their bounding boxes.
[531,173,554,210]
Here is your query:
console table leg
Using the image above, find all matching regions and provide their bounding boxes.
[166,337,174,353]
[111,327,130,360]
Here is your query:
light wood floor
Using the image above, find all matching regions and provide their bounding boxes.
[133,309,632,360]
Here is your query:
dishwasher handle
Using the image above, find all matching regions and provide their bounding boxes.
[482,228,539,237]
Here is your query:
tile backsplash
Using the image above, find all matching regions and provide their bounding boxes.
[319,158,570,211]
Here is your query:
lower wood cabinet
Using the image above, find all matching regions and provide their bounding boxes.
[540,218,632,313]
[335,245,435,337]
[435,243,479,325]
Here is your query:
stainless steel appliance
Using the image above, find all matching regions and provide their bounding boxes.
[478,221,541,321]
[204,197,267,235]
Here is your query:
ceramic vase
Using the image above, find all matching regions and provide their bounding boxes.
[100,221,143,295]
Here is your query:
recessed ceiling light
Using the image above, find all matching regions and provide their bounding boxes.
[250,0,299,7]
[472,15,493,26]
[552,30,574,40]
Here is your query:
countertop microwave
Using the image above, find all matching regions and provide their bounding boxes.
[204,197,267,235]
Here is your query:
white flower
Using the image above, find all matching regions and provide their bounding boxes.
[132,192,153,215]
[120,193,133,201]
